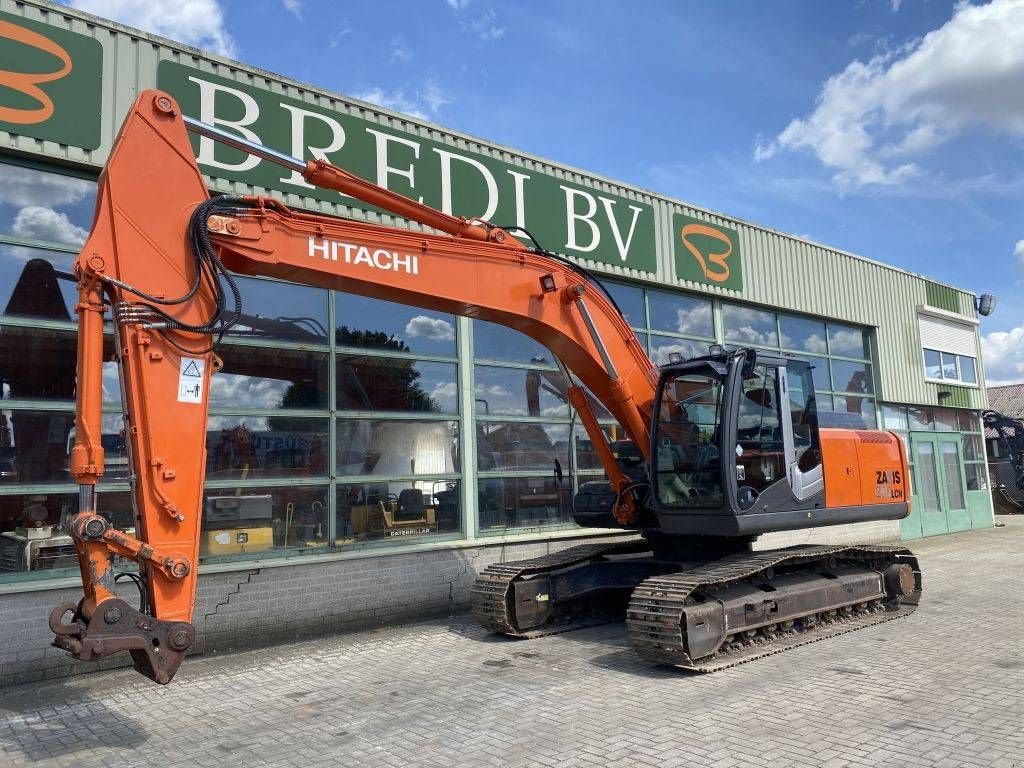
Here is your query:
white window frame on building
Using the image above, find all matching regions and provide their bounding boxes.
[917,307,980,388]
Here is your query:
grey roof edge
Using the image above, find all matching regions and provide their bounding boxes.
[24,0,977,302]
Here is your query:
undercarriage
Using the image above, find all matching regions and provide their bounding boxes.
[471,540,921,670]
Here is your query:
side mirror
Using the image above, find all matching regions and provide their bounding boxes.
[553,458,564,483]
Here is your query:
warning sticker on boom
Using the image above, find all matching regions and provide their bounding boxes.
[177,357,205,403]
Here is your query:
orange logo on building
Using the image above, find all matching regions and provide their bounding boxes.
[680,223,733,283]
[0,20,72,125]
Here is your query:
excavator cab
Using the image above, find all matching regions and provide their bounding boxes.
[651,348,903,537]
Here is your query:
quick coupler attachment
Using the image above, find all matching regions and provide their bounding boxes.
[49,598,195,684]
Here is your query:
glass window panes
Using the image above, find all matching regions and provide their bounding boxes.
[964,463,986,491]
[827,322,868,359]
[336,419,459,477]
[831,359,872,394]
[336,293,455,357]
[477,475,572,533]
[601,281,644,329]
[0,162,96,247]
[337,479,461,540]
[229,276,328,343]
[957,411,979,432]
[779,315,828,355]
[961,433,982,462]
[0,326,77,402]
[832,395,875,426]
[649,335,707,366]
[473,320,553,364]
[477,421,570,472]
[0,246,79,322]
[882,405,909,431]
[212,347,329,410]
[804,355,831,392]
[940,352,958,381]
[338,357,457,413]
[574,424,630,472]
[923,349,942,380]
[647,290,713,337]
[200,484,329,560]
[473,365,568,417]
[722,304,777,347]
[934,408,957,432]
[908,406,935,431]
[205,417,329,480]
[959,356,977,384]
[0,408,76,484]
[0,492,80,574]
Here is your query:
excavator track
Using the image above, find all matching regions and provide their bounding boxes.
[626,544,921,672]
[471,539,654,637]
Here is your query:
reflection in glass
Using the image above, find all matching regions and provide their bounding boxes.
[574,424,629,471]
[473,319,552,364]
[964,463,986,491]
[914,443,941,512]
[908,406,935,431]
[477,421,570,472]
[0,162,96,245]
[961,433,982,462]
[205,417,329,480]
[959,356,977,384]
[923,349,942,379]
[804,355,831,392]
[940,352,958,381]
[200,484,329,560]
[213,347,329,410]
[336,419,459,477]
[648,290,713,337]
[831,359,872,394]
[882,405,909,431]
[827,322,868,359]
[0,408,75,484]
[474,365,568,417]
[722,304,778,347]
[779,314,828,354]
[228,276,328,342]
[0,326,77,402]
[0,247,78,322]
[933,408,957,432]
[477,475,572,533]
[337,479,461,540]
[338,357,457,413]
[957,410,979,432]
[337,293,455,356]
[832,396,875,426]
[648,335,707,366]
[600,281,645,328]
[941,441,966,509]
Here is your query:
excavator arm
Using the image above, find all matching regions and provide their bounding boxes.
[48,91,658,683]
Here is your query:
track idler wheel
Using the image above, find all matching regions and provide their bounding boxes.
[884,563,916,598]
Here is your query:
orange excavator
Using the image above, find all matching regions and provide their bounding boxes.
[48,91,921,683]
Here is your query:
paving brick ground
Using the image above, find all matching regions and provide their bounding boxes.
[1,517,1022,768]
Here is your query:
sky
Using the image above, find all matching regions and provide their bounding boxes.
[63,0,1024,384]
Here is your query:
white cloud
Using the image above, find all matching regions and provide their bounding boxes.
[467,9,505,41]
[282,0,302,19]
[12,207,89,247]
[390,35,413,63]
[982,325,1024,385]
[756,0,1024,188]
[68,0,237,58]
[1015,240,1024,271]
[405,315,455,341]
[891,0,903,11]
[329,19,352,49]
[352,80,453,120]
[445,0,471,9]
[0,165,93,208]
